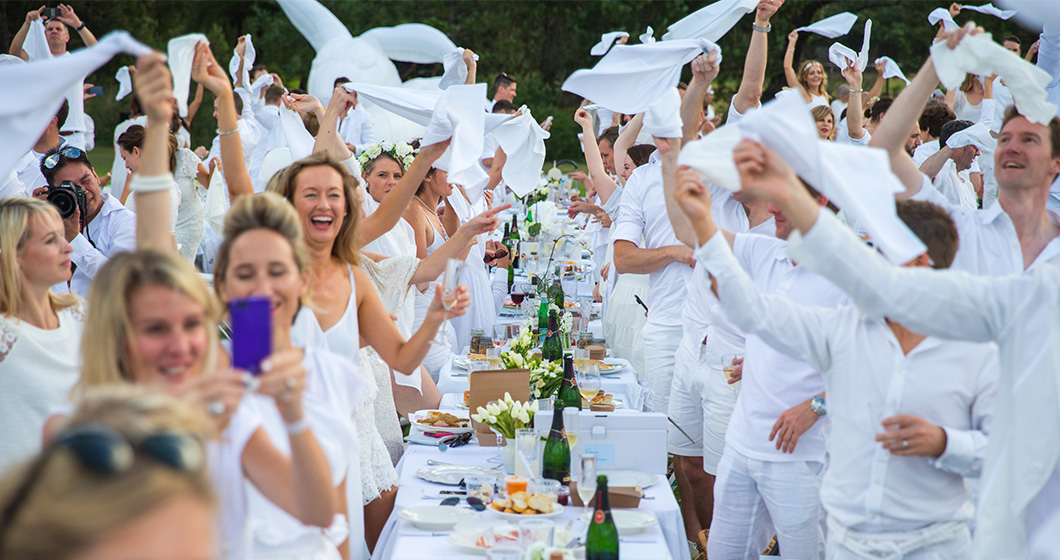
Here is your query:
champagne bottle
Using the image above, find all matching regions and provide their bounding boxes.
[585,475,619,560]
[536,298,549,344]
[549,267,565,309]
[557,355,582,410]
[542,403,571,485]
[509,215,521,269]
[543,313,564,362]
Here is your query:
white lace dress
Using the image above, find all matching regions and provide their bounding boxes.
[174,148,205,265]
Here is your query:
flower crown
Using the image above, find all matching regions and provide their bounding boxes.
[357,140,416,170]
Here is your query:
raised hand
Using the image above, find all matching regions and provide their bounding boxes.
[255,349,309,422]
[133,52,175,124]
[842,60,863,89]
[574,107,592,129]
[690,51,719,84]
[180,370,246,432]
[948,3,962,18]
[787,30,799,44]
[418,138,452,164]
[427,284,470,322]
[26,6,44,23]
[462,203,511,236]
[235,35,247,58]
[191,42,232,97]
[732,139,800,204]
[56,4,82,29]
[756,0,783,22]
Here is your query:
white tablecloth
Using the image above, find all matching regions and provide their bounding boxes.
[371,444,683,560]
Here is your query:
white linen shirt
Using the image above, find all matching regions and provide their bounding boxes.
[338,105,376,153]
[787,210,1060,559]
[721,233,849,463]
[613,151,689,327]
[64,193,137,297]
[932,159,978,210]
[698,231,997,532]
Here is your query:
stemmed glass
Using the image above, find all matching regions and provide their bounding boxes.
[493,324,510,350]
[564,406,580,457]
[435,258,465,349]
[576,363,602,403]
[578,454,597,510]
[722,353,742,393]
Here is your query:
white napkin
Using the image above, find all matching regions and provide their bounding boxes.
[874,56,910,84]
[167,34,209,118]
[439,48,478,90]
[227,34,256,87]
[998,0,1060,31]
[640,26,656,44]
[661,0,757,42]
[961,3,1017,20]
[643,88,683,138]
[591,32,629,56]
[928,8,959,30]
[342,82,511,133]
[422,84,488,194]
[0,54,24,66]
[491,106,550,198]
[277,104,317,161]
[946,122,996,152]
[25,19,51,60]
[0,31,150,185]
[115,65,133,100]
[931,33,1057,124]
[26,19,87,136]
[562,39,721,115]
[796,12,858,38]
[828,20,871,72]
[204,161,229,234]
[678,91,926,264]
[249,72,274,99]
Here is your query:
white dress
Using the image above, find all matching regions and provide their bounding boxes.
[600,191,649,376]
[413,217,458,379]
[0,303,84,474]
[953,90,983,123]
[209,405,262,560]
[174,148,205,265]
[808,93,830,110]
[449,196,496,350]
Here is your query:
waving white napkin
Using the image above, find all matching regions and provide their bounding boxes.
[24,19,51,60]
[167,34,209,118]
[640,26,656,44]
[562,39,721,115]
[931,33,1057,124]
[874,56,910,84]
[491,106,550,197]
[249,72,274,99]
[678,91,926,264]
[439,48,478,90]
[115,65,133,100]
[591,32,629,56]
[928,8,959,30]
[828,20,872,73]
[277,104,317,160]
[0,31,150,184]
[422,84,488,193]
[946,122,996,152]
[796,12,858,38]
[643,88,683,138]
[998,0,1060,31]
[661,0,757,42]
[961,3,1017,20]
[26,19,87,136]
[342,82,511,133]
[227,34,255,87]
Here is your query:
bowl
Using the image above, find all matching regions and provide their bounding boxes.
[397,505,479,531]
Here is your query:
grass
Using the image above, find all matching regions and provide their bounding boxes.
[87,146,116,179]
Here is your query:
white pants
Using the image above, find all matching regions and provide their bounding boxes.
[826,519,972,560]
[641,322,682,414]
[667,341,707,455]
[702,364,740,474]
[708,444,825,560]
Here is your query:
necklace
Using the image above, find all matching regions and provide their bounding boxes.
[414,195,449,241]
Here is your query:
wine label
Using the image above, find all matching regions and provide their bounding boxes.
[594,510,605,524]
[558,470,570,485]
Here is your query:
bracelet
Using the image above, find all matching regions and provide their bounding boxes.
[787,48,795,52]
[752,22,771,33]
[129,173,175,193]
[285,416,311,436]
[218,128,239,136]
[75,22,86,32]
[850,89,864,93]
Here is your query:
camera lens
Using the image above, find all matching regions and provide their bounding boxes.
[46,189,77,220]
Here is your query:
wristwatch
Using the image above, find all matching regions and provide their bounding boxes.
[752,22,772,33]
[810,395,827,416]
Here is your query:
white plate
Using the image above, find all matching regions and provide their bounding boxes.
[597,469,658,489]
[488,502,566,520]
[447,522,521,555]
[598,358,628,376]
[398,505,479,531]
[410,411,474,434]
[453,357,471,370]
[405,433,441,446]
[417,464,503,486]
[579,509,658,535]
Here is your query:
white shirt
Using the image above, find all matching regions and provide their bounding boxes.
[837,122,871,146]
[338,105,376,153]
[62,193,137,297]
[911,174,1060,273]
[913,141,941,166]
[699,231,997,532]
[613,151,689,327]
[830,99,848,122]
[723,233,850,463]
[787,210,1060,559]
[991,77,1014,134]
[932,159,978,210]
[209,404,262,560]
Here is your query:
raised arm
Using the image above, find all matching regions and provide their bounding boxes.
[733,0,783,114]
[8,7,43,60]
[191,43,253,199]
[313,86,356,162]
[863,60,887,104]
[185,83,205,129]
[129,52,176,251]
[918,145,952,180]
[463,49,477,85]
[233,36,248,88]
[612,113,642,185]
[681,52,719,143]
[359,140,450,246]
[574,108,619,202]
[868,57,939,195]
[842,61,866,140]
[783,31,807,97]
[56,4,96,47]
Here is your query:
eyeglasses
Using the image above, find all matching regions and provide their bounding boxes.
[42,146,87,170]
[0,424,205,546]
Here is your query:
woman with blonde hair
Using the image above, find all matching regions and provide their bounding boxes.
[946,72,994,123]
[784,31,830,109]
[811,105,836,140]
[0,385,215,560]
[0,197,82,475]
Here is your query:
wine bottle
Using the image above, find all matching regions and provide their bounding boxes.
[585,475,619,560]
[557,355,582,410]
[536,298,549,344]
[509,215,521,268]
[549,268,565,309]
[543,313,564,363]
[542,403,571,485]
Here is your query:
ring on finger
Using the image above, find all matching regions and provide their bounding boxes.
[279,390,292,403]
[285,377,296,389]
[902,439,909,449]
[208,400,225,417]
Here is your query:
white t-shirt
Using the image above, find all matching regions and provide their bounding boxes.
[209,404,262,560]
[932,159,978,210]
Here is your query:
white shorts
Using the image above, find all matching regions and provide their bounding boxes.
[641,322,683,414]
[667,341,708,456]
[702,364,739,475]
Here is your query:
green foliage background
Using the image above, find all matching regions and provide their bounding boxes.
[0,0,1037,162]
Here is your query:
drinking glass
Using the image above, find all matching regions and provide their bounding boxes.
[435,259,465,349]
[493,324,510,349]
[530,479,561,504]
[514,428,539,478]
[486,346,502,369]
[722,353,742,392]
[564,407,581,456]
[466,474,499,503]
[574,348,591,374]
[519,518,556,548]
[486,547,523,560]
[578,454,597,509]
[576,364,602,403]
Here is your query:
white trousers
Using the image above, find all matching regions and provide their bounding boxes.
[702,364,739,474]
[640,322,682,414]
[826,518,972,560]
[708,444,825,560]
[667,341,707,455]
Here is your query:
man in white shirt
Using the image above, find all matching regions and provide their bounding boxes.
[332,77,376,154]
[913,104,956,165]
[17,100,73,195]
[35,146,136,297]
[487,72,517,112]
[679,177,996,557]
[919,120,980,210]
[831,84,849,124]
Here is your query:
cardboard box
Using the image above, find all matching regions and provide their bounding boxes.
[469,368,530,446]
[568,482,642,508]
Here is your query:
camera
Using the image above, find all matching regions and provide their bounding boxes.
[46,181,88,221]
[42,7,61,19]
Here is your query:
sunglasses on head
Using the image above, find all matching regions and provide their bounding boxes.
[42,146,86,170]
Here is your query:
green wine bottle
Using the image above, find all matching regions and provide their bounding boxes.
[541,404,571,485]
[509,215,521,269]
[585,475,619,560]
[557,355,582,410]
[543,313,564,362]
[536,298,549,345]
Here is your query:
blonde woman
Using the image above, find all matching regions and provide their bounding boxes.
[784,31,830,109]
[811,105,836,141]
[0,385,215,560]
[0,197,82,475]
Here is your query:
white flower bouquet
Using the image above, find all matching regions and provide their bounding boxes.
[471,392,539,439]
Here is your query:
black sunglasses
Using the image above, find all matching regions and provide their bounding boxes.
[438,432,473,451]
[42,146,87,170]
[441,496,486,511]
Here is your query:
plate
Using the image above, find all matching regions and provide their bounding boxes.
[411,411,474,434]
[417,464,503,486]
[597,469,658,489]
[398,505,479,531]
[453,357,471,370]
[598,358,628,376]
[488,502,566,520]
[579,509,658,535]
[447,521,520,555]
[405,433,441,446]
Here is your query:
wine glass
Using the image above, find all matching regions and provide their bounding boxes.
[564,406,580,457]
[722,353,742,393]
[578,454,597,510]
[435,258,465,349]
[576,364,602,404]
[493,324,510,349]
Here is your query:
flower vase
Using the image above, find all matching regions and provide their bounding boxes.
[502,437,516,474]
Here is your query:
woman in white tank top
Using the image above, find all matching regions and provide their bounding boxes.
[784,31,831,109]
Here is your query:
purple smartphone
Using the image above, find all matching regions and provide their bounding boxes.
[228,296,272,376]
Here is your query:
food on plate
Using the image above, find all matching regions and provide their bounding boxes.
[467,353,487,361]
[416,411,468,428]
[472,526,519,549]
[463,390,471,408]
[491,491,554,515]
[582,390,613,406]
[590,358,614,370]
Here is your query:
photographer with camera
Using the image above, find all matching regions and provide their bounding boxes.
[32,146,136,297]
[15,101,71,196]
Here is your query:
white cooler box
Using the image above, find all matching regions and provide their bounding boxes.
[533,410,668,474]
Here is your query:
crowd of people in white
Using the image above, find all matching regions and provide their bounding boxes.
[2,0,1060,559]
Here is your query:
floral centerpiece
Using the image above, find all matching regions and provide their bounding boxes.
[500,322,565,399]
[470,392,539,439]
[357,140,416,169]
